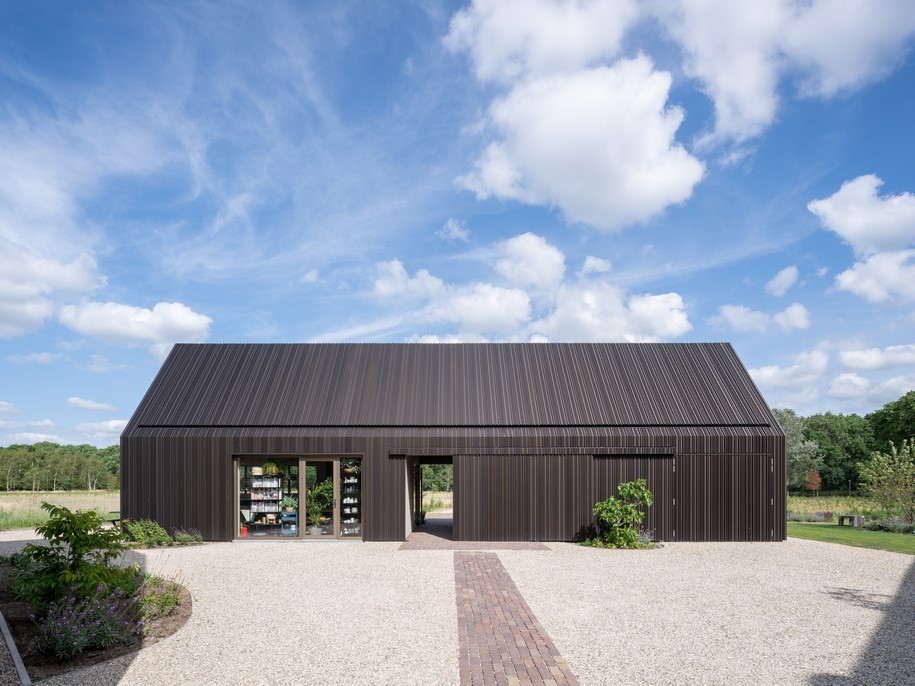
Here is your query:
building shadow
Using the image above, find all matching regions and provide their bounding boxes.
[808,557,915,685]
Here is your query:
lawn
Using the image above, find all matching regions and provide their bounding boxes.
[0,490,119,530]
[788,522,915,555]
[787,494,882,516]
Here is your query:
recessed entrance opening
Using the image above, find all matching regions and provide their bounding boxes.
[236,456,361,540]
[409,457,453,542]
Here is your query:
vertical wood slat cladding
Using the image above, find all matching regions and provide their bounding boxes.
[121,343,787,543]
[592,456,675,540]
[126,342,779,430]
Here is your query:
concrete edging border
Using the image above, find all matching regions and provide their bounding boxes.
[0,608,31,685]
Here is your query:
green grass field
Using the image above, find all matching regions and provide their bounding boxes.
[787,494,882,517]
[0,490,119,530]
[788,522,915,555]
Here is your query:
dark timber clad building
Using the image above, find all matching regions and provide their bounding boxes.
[121,342,787,542]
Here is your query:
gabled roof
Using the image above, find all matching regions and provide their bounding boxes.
[124,343,778,432]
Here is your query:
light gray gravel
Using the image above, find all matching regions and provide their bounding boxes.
[0,530,912,685]
[500,540,915,686]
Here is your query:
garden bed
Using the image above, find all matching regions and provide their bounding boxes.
[0,561,192,682]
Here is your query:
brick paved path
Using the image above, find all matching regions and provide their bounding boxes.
[454,551,579,686]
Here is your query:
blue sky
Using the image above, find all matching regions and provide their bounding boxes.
[2,1,915,447]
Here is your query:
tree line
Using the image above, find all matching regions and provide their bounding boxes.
[0,442,119,491]
[774,390,915,492]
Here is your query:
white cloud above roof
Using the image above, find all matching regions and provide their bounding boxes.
[59,301,212,357]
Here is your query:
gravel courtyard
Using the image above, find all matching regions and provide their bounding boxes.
[0,532,912,685]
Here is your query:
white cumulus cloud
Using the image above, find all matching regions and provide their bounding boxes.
[430,284,531,336]
[808,175,915,256]
[654,0,915,144]
[749,350,829,389]
[712,302,810,332]
[578,256,612,277]
[0,238,104,338]
[0,402,18,413]
[437,218,471,242]
[529,283,691,342]
[58,301,213,357]
[833,250,915,303]
[766,265,799,296]
[75,419,128,440]
[840,344,915,370]
[374,260,445,298]
[67,397,116,411]
[457,57,704,231]
[773,303,810,331]
[445,0,640,84]
[828,373,871,399]
[494,233,565,292]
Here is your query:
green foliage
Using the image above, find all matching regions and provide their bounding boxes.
[0,442,119,491]
[867,391,915,453]
[124,519,173,547]
[306,477,333,527]
[773,408,823,490]
[587,479,654,549]
[421,464,453,492]
[858,439,915,523]
[137,573,183,632]
[804,412,873,490]
[12,503,134,608]
[172,528,203,545]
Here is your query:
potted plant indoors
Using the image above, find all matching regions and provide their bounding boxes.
[283,495,297,512]
[262,461,280,476]
[306,478,332,534]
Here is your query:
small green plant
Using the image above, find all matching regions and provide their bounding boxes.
[125,519,173,547]
[172,527,203,545]
[34,584,141,661]
[12,503,133,608]
[262,461,280,476]
[584,479,654,549]
[137,573,183,634]
[282,495,298,510]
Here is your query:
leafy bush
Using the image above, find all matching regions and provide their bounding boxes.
[12,503,132,608]
[585,479,654,549]
[125,519,173,547]
[787,511,834,522]
[172,527,203,545]
[864,517,915,534]
[34,584,140,661]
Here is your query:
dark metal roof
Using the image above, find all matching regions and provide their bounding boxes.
[124,343,779,431]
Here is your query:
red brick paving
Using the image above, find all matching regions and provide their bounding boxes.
[454,551,579,686]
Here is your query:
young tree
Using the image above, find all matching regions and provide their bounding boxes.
[859,439,915,523]
[772,408,822,490]
[805,469,822,497]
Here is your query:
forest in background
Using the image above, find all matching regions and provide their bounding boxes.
[0,442,119,491]
[775,390,915,492]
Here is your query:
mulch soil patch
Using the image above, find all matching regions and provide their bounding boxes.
[0,563,192,682]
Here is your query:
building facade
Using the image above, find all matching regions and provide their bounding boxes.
[121,343,787,542]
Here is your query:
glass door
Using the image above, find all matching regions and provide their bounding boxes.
[304,459,337,537]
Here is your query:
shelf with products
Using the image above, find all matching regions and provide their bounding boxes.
[250,475,283,514]
[341,472,361,536]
